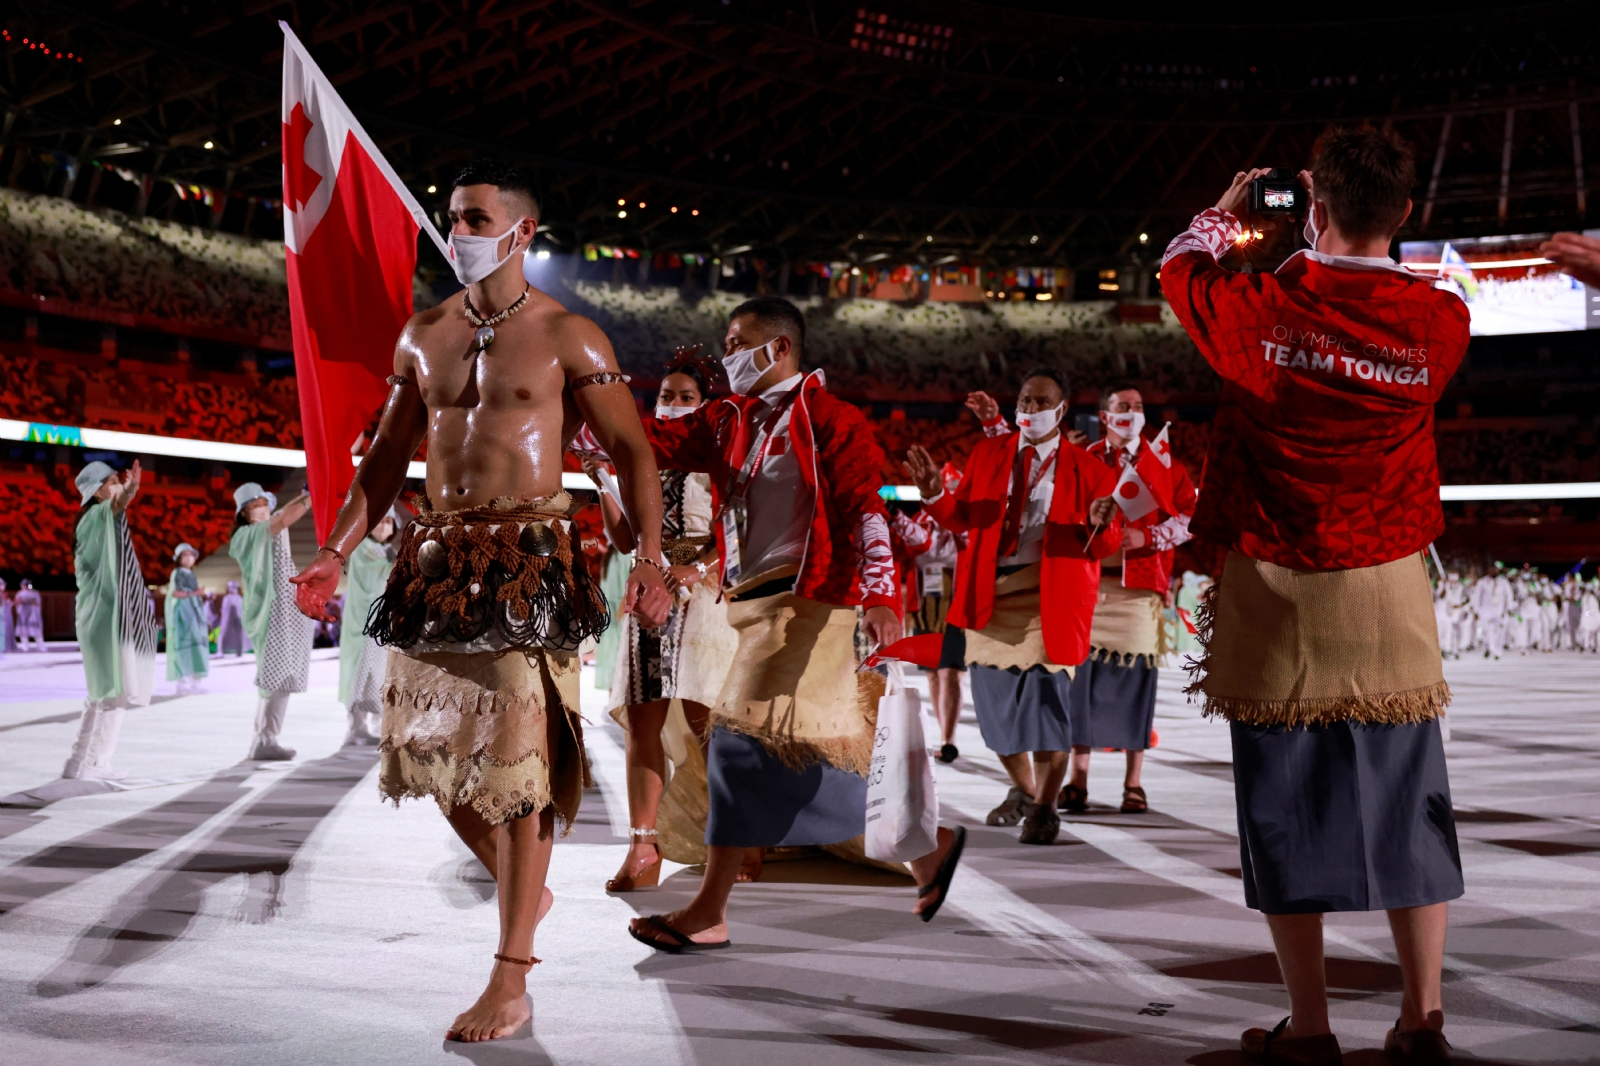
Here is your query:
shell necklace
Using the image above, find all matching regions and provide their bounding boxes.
[462,286,530,354]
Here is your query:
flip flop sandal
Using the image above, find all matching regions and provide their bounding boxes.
[627,914,731,955]
[1120,786,1148,813]
[917,825,967,923]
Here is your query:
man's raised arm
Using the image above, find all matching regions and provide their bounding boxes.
[561,317,672,628]
[290,333,429,620]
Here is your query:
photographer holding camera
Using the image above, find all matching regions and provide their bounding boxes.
[1161,127,1470,1066]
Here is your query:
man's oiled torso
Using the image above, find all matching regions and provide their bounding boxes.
[401,291,584,511]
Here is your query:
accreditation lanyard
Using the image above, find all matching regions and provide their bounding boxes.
[718,387,800,585]
[1018,445,1059,501]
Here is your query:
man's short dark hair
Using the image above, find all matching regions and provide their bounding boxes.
[1099,380,1143,409]
[730,297,806,355]
[1020,366,1067,395]
[1310,125,1415,240]
[452,158,541,218]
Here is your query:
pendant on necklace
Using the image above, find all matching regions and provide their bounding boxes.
[474,326,495,353]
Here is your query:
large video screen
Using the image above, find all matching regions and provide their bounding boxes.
[1398,232,1592,336]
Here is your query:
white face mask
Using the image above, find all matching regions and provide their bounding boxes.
[1015,402,1064,440]
[1106,410,1145,440]
[447,218,529,286]
[721,340,773,396]
[656,404,699,419]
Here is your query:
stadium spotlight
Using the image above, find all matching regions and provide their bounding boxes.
[113,118,121,126]
[1138,232,1149,244]
[618,210,628,218]
[691,209,699,216]
[1030,234,1039,244]
[535,249,551,260]
[671,206,679,213]
[204,140,214,149]
[638,202,646,208]
[426,185,437,194]
[617,198,626,205]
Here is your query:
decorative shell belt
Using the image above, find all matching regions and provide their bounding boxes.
[365,491,610,651]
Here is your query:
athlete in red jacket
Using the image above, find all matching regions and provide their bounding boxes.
[624,297,964,954]
[907,368,1119,846]
[1062,382,1198,816]
[1162,128,1468,1064]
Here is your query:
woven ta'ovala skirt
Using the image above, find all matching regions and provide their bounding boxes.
[1196,551,1463,914]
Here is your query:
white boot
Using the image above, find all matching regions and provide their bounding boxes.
[249,693,295,761]
[84,704,128,781]
[63,700,103,778]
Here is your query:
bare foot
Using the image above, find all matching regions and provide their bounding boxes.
[735,846,763,883]
[446,962,531,1042]
[627,907,728,948]
[444,888,551,1042]
[908,826,958,918]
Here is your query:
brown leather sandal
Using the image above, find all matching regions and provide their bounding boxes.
[1241,1017,1341,1066]
[1057,783,1088,813]
[1120,785,1148,813]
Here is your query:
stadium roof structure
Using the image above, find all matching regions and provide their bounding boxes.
[4,0,1598,270]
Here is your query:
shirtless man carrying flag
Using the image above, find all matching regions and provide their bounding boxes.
[293,159,671,1043]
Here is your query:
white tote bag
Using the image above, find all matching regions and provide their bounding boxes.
[864,662,941,862]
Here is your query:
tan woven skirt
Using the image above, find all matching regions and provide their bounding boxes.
[1190,551,1449,727]
[379,647,588,827]
[714,591,876,777]
[1089,575,1163,661]
[964,564,1072,674]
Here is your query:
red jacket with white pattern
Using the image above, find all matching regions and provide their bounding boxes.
[1161,208,1470,571]
[638,370,898,612]
[924,430,1121,667]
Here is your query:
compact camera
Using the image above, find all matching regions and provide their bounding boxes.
[1249,169,1305,213]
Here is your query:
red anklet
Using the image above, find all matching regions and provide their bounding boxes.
[494,953,539,967]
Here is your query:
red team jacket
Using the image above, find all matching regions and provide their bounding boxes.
[1086,436,1198,595]
[1160,208,1470,571]
[925,430,1121,667]
[637,369,899,612]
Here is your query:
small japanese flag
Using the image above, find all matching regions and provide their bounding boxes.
[1113,461,1159,521]
[1150,423,1174,469]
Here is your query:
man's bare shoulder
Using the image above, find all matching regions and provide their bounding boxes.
[407,300,456,332]
[524,294,615,370]
[529,294,608,347]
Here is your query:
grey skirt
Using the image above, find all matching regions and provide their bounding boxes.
[1231,717,1464,914]
[704,727,866,848]
[969,664,1074,757]
[1068,654,1158,751]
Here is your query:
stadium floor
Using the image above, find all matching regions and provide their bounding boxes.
[0,648,1596,1066]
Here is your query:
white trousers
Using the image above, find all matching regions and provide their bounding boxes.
[63,697,128,778]
[253,692,291,748]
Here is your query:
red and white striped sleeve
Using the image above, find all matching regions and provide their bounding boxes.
[1161,207,1241,266]
[853,511,897,606]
